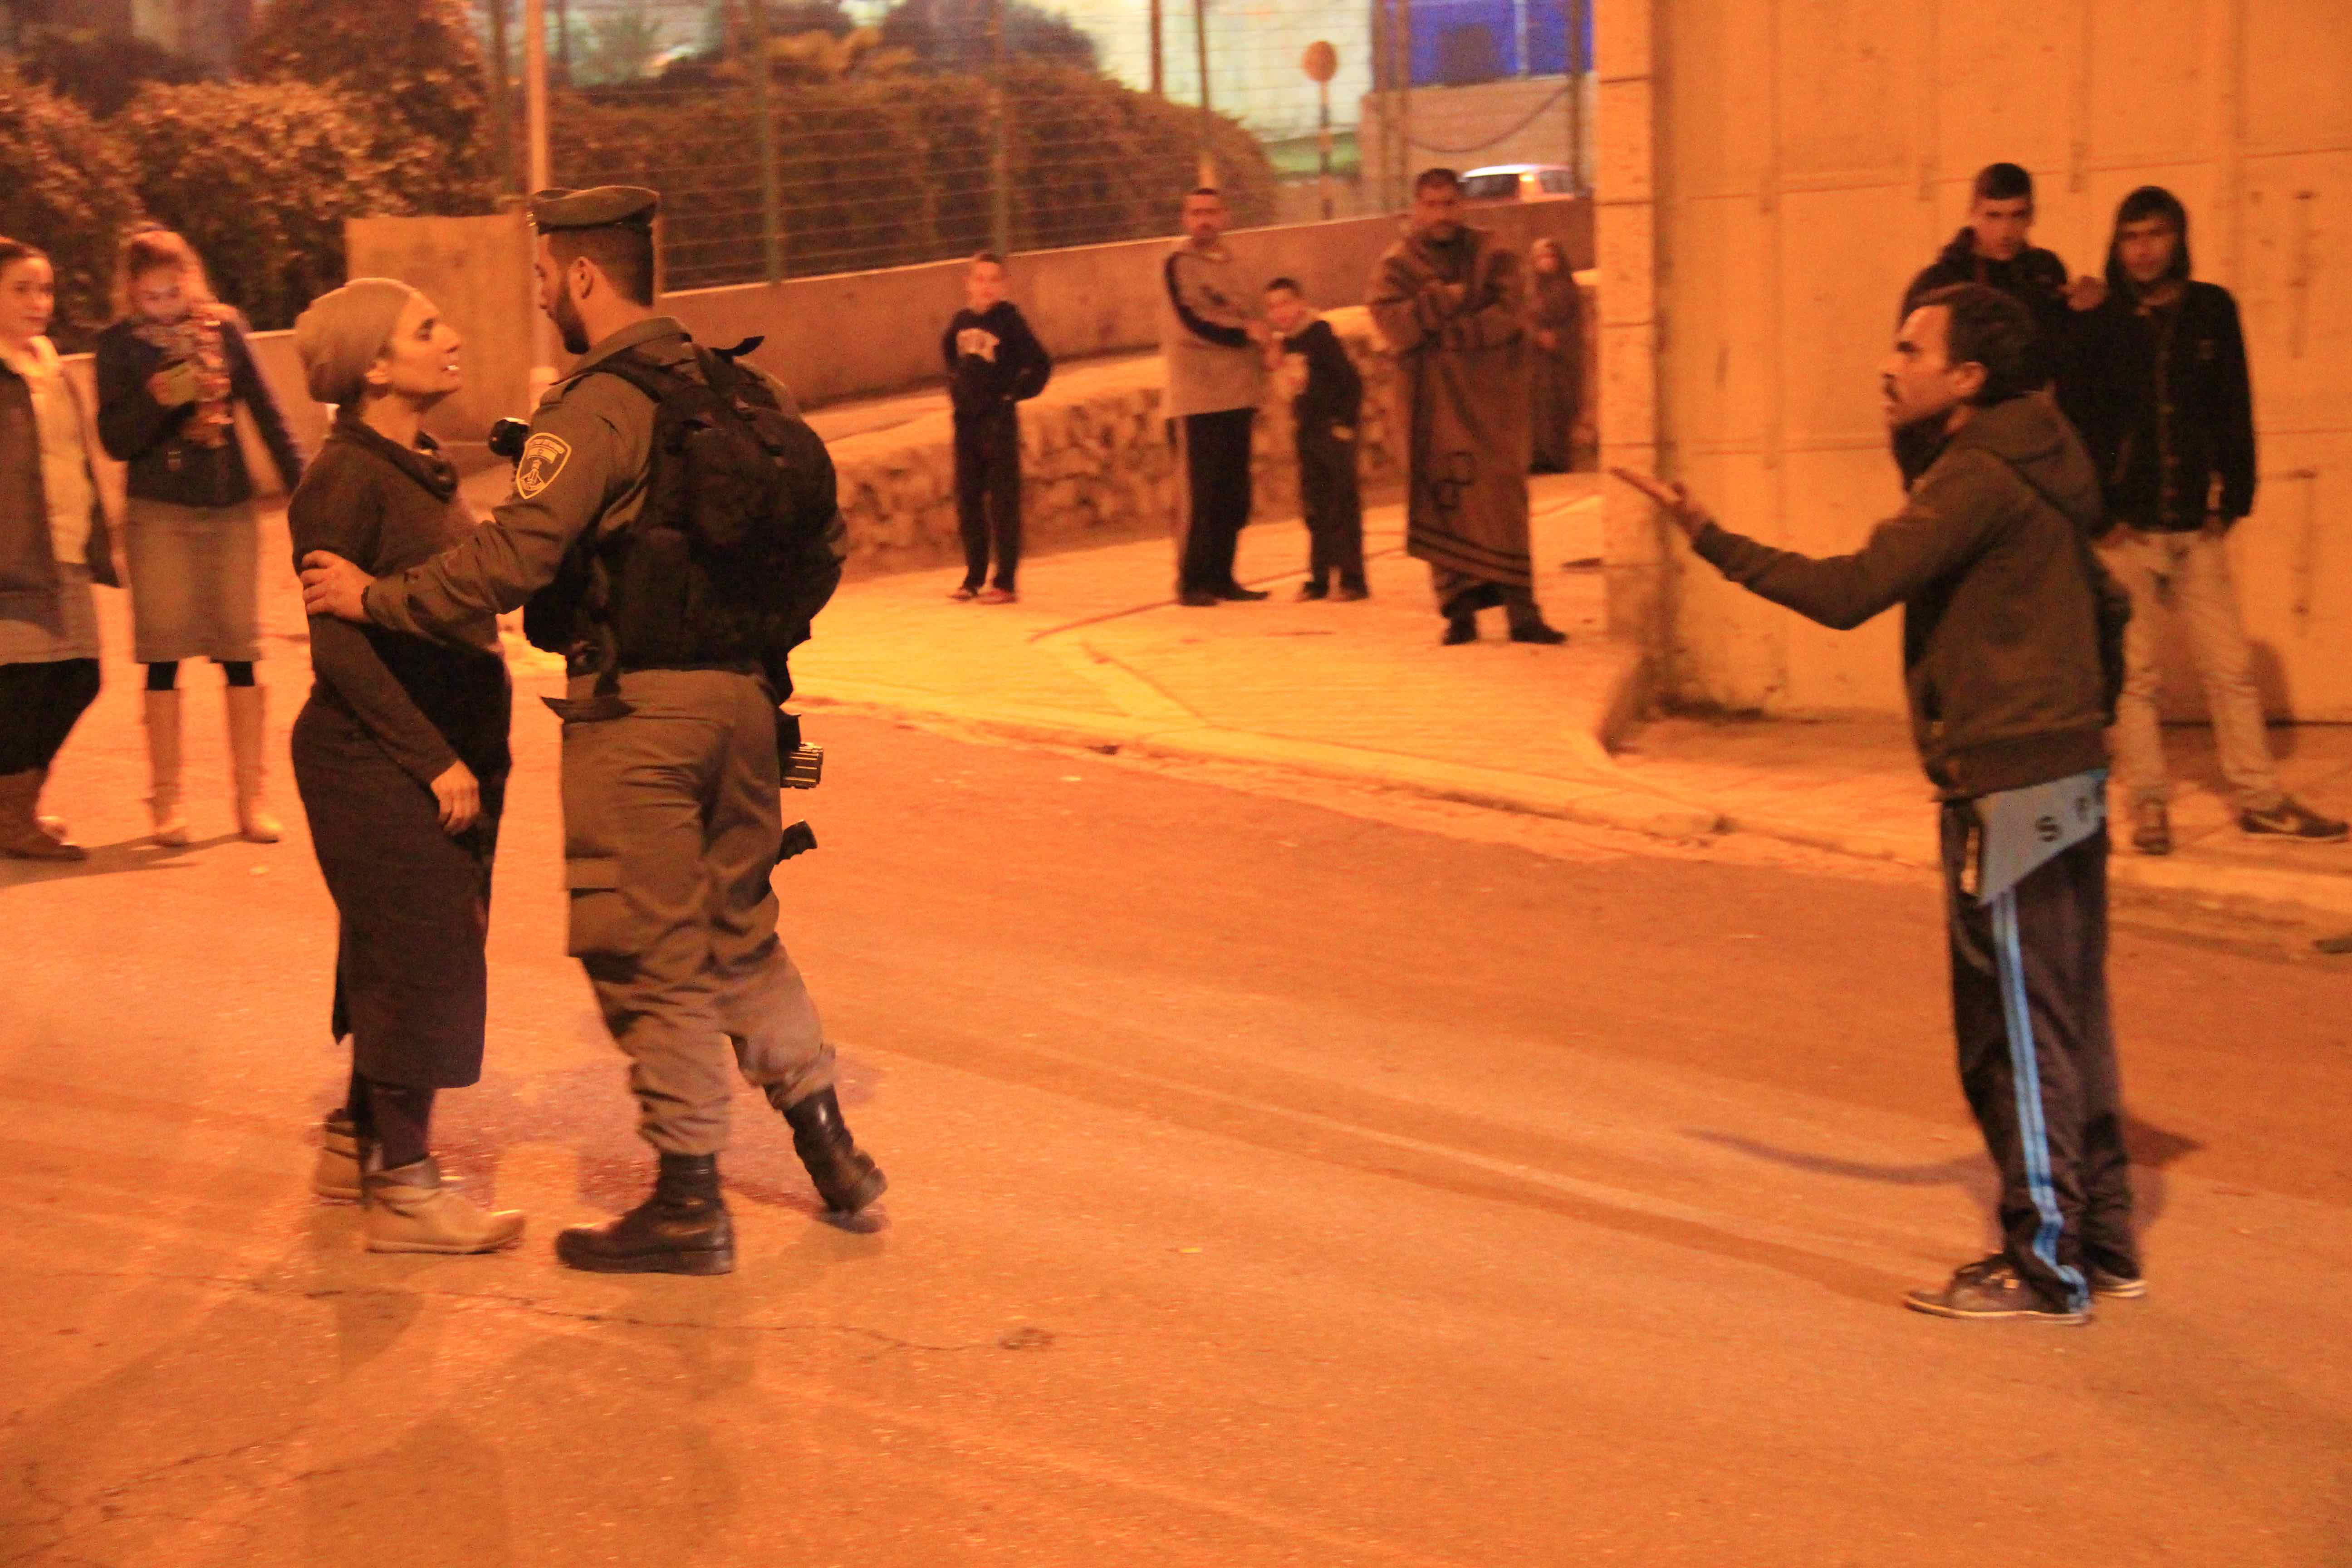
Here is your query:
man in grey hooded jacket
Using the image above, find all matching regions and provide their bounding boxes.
[1618,283,2140,1326]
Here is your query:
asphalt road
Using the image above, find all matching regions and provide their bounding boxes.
[3,697,2347,1566]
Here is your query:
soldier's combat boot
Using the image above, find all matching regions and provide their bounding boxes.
[554,1152,735,1275]
[781,1088,887,1216]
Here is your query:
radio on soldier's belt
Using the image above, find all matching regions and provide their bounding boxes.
[777,712,823,789]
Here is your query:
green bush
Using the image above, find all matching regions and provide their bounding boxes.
[555,63,1274,287]
[0,71,144,349]
[240,0,496,216]
[113,81,402,331]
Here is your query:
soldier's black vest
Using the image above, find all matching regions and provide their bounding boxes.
[523,341,842,701]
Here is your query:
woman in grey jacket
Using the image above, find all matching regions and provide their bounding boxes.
[95,228,304,847]
[0,237,121,860]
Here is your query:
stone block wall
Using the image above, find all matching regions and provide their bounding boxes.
[829,284,1598,579]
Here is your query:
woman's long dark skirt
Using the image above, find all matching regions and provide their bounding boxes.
[292,701,504,1088]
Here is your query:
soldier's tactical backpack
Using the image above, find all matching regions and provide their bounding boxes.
[523,338,843,702]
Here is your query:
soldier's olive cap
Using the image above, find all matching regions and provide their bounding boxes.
[529,186,659,231]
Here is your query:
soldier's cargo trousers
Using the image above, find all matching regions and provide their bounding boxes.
[560,668,834,1156]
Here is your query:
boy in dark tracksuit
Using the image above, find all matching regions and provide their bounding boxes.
[942,252,1051,603]
[1619,284,2142,1325]
[1264,278,1367,600]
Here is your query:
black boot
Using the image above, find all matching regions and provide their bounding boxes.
[554,1152,735,1275]
[780,1088,887,1215]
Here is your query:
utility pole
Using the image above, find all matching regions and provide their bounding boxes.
[553,0,570,86]
[1568,0,1589,191]
[1192,0,1213,188]
[1148,0,1163,97]
[483,0,515,194]
[1393,0,1414,211]
[988,0,1012,255]
[748,0,782,282]
[525,0,556,380]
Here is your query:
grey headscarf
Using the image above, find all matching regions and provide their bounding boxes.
[291,279,417,405]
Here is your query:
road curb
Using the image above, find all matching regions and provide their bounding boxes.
[794,681,1724,842]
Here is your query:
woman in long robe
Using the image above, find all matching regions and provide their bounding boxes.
[288,279,523,1255]
[1527,238,1584,475]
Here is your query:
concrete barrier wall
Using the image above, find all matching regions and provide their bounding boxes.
[1609,0,2352,723]
[346,211,539,447]
[666,201,1592,413]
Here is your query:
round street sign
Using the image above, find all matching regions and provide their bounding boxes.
[1302,40,1338,83]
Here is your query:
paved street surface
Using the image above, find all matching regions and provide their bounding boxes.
[5,533,2350,1563]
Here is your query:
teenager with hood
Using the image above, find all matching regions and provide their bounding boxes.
[2061,186,2344,852]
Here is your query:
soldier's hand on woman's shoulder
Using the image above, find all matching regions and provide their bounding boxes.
[2067,275,2108,313]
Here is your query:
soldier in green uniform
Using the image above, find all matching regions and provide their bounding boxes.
[300,186,886,1275]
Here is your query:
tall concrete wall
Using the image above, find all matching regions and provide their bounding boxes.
[1605,0,2352,723]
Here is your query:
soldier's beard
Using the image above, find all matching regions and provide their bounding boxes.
[551,287,590,355]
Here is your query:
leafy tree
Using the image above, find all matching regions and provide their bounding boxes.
[241,0,495,215]
[576,2,666,85]
[11,24,208,117]
[0,71,143,349]
[113,80,401,330]
[878,0,1098,73]
[553,62,1271,286]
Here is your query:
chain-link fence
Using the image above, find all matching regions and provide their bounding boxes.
[1,0,1593,341]
[480,1,1592,291]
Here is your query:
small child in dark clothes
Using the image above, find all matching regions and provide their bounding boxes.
[942,251,1052,603]
[1264,277,1367,600]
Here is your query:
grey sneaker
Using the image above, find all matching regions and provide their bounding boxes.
[2132,800,2172,856]
[2240,798,2349,842]
[1904,1256,2089,1324]
[2089,1265,2147,1300]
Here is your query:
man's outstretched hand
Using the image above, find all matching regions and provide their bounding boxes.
[1609,467,1715,541]
[299,551,377,622]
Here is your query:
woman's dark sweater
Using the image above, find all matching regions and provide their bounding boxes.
[288,416,509,785]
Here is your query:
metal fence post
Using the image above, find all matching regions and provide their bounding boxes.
[989,0,1012,255]
[749,0,783,283]
[1193,0,1214,187]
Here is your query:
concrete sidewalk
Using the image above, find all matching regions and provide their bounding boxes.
[786,474,1720,839]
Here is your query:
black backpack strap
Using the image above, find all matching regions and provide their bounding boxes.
[575,348,693,407]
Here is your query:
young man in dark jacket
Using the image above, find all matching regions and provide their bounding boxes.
[1264,277,1367,600]
[942,251,1051,603]
[2060,186,2343,851]
[1617,284,2141,1325]
[1899,163,2084,370]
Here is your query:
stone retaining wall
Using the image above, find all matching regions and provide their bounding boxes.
[830,283,1598,578]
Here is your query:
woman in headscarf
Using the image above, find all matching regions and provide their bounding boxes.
[96,228,305,846]
[288,279,522,1254]
[0,236,120,860]
[1526,237,1584,475]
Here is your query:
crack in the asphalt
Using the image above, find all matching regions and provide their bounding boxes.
[3,1429,303,1568]
[33,1266,1082,1360]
